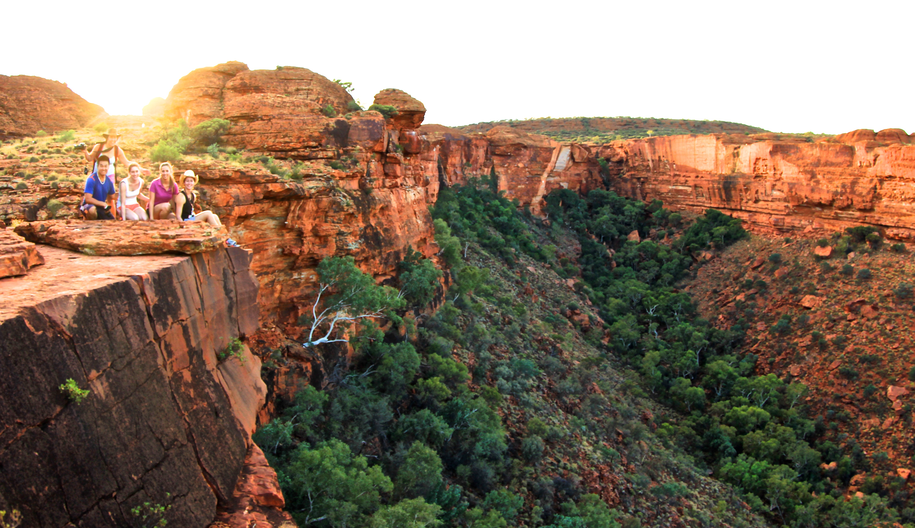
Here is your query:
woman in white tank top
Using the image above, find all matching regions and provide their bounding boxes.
[120,162,149,220]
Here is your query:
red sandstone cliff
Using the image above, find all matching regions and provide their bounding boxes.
[0,245,266,527]
[601,131,915,239]
[0,75,105,139]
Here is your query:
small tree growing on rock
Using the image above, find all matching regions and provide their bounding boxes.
[302,256,405,347]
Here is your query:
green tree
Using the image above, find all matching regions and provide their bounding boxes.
[303,256,405,347]
[481,489,524,521]
[282,439,393,526]
[434,219,463,269]
[396,442,444,499]
[370,498,441,528]
[399,258,443,307]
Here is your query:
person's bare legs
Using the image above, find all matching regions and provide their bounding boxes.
[195,210,222,227]
[124,207,148,221]
[153,203,172,219]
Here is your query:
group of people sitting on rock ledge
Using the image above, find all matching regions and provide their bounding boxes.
[78,129,238,247]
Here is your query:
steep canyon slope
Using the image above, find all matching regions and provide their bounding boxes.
[0,243,264,527]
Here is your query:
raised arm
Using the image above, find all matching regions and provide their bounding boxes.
[116,145,131,168]
[84,143,101,163]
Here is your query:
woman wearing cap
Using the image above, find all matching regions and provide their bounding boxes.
[148,162,179,220]
[175,170,239,246]
[119,162,149,220]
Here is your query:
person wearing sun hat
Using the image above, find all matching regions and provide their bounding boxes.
[83,128,131,180]
[83,128,134,218]
[174,169,239,247]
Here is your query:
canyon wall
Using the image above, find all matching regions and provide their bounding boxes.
[0,245,264,527]
[601,133,915,239]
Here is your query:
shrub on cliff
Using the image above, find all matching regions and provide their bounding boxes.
[149,140,183,163]
[190,118,231,146]
[368,104,399,119]
[321,104,338,118]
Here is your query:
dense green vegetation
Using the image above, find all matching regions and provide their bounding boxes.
[543,190,910,527]
[148,118,231,162]
[255,181,910,527]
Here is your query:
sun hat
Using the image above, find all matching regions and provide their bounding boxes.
[183,169,198,184]
[102,128,121,139]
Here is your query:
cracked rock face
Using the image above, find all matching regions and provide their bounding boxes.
[0,245,262,527]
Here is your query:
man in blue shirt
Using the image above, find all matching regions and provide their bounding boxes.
[79,155,116,220]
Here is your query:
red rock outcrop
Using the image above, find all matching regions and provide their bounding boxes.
[210,444,296,528]
[600,132,915,239]
[163,61,250,126]
[0,227,43,278]
[875,128,911,144]
[174,155,440,328]
[373,88,426,131]
[0,75,105,138]
[0,245,261,527]
[14,219,229,255]
[834,129,877,143]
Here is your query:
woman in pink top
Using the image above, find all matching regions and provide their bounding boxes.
[148,162,179,220]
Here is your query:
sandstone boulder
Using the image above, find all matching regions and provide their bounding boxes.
[0,228,43,278]
[800,295,822,309]
[887,385,909,401]
[876,128,910,144]
[834,129,876,143]
[0,75,105,138]
[814,245,832,258]
[898,468,911,481]
[373,88,426,131]
[220,67,366,156]
[163,61,249,126]
[14,220,229,256]
[627,230,641,243]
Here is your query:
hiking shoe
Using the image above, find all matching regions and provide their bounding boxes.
[226,238,240,248]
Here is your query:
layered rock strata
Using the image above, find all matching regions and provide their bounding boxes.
[0,228,43,278]
[0,245,263,527]
[602,133,915,239]
[15,219,229,255]
[0,75,105,139]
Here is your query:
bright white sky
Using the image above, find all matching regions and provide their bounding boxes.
[4,0,913,134]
